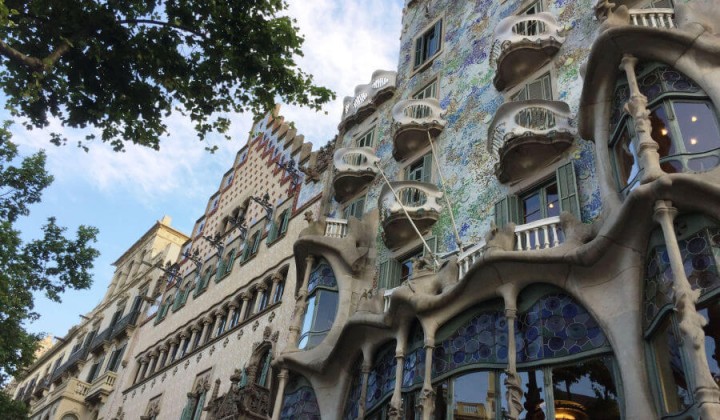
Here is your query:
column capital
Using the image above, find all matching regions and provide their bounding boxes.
[271,272,284,283]
[179,331,189,339]
[228,302,239,310]
[653,200,678,224]
[169,337,180,345]
[255,283,268,292]
[305,255,315,265]
[190,324,201,332]
[240,292,250,301]
[214,308,227,317]
[504,308,518,319]
[159,344,169,352]
[202,316,214,325]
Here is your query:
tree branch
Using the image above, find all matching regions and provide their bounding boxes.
[117,19,205,38]
[0,38,71,73]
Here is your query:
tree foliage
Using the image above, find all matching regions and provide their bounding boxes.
[0,125,99,413]
[0,0,334,151]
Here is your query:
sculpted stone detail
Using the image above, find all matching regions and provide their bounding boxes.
[504,371,524,420]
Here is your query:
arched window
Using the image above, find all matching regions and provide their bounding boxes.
[644,214,720,416]
[298,258,339,350]
[343,358,364,420]
[279,375,320,419]
[256,349,272,388]
[610,62,720,192]
[273,269,287,304]
[180,381,208,420]
[365,341,397,417]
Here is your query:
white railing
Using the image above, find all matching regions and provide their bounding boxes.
[383,287,398,312]
[379,181,443,222]
[392,98,447,127]
[333,147,380,174]
[457,240,486,279]
[628,8,675,29]
[487,100,574,155]
[341,70,397,122]
[324,218,349,239]
[87,371,117,397]
[490,12,565,66]
[514,216,563,251]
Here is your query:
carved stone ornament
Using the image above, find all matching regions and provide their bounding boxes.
[223,337,229,348]
[504,370,524,420]
[268,312,276,322]
[252,320,260,331]
[210,345,216,356]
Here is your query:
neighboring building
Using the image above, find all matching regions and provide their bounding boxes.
[11,217,189,420]
[14,0,720,419]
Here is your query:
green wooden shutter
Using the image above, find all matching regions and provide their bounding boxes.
[173,292,182,311]
[215,259,225,282]
[280,210,291,235]
[421,154,433,184]
[414,38,423,67]
[258,352,272,387]
[266,220,278,244]
[252,233,262,254]
[423,236,438,257]
[556,162,581,220]
[494,195,520,227]
[225,249,236,273]
[241,242,250,263]
[434,20,443,52]
[378,259,402,290]
[193,392,206,420]
[180,397,192,420]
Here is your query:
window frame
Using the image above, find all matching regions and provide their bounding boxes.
[510,72,553,102]
[412,17,444,73]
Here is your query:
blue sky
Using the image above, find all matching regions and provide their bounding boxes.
[9,0,404,340]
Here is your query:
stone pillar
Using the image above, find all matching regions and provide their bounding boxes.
[418,339,436,420]
[288,255,315,349]
[225,301,237,330]
[504,308,523,420]
[654,200,720,417]
[168,339,178,363]
[178,331,189,358]
[214,309,227,337]
[239,292,251,321]
[201,316,213,344]
[135,358,148,383]
[271,368,290,420]
[389,334,407,420]
[255,284,268,312]
[147,351,158,375]
[189,325,200,351]
[619,54,664,183]
[157,345,169,369]
[358,362,372,419]
[270,272,283,304]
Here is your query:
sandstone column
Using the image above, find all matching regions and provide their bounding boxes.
[287,255,315,349]
[271,368,290,420]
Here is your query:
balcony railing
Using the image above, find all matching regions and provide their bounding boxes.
[333,147,380,202]
[380,181,443,248]
[490,12,565,90]
[108,310,140,341]
[324,218,349,239]
[628,8,675,28]
[49,377,89,401]
[514,216,564,251]
[488,100,574,183]
[457,240,487,279]
[383,287,398,312]
[340,70,397,129]
[391,98,446,161]
[85,371,117,404]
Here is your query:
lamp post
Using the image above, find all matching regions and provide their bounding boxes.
[251,193,274,220]
[276,159,302,191]
[202,233,225,257]
[228,214,248,240]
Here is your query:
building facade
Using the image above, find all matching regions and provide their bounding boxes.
[12,0,720,419]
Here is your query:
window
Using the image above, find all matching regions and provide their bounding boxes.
[194,268,212,296]
[180,387,207,420]
[515,0,544,36]
[170,343,179,362]
[257,287,269,312]
[192,329,202,350]
[267,209,290,244]
[646,0,673,7]
[609,63,720,191]
[87,354,105,383]
[494,161,579,227]
[106,344,126,372]
[241,229,263,263]
[230,308,241,328]
[343,196,365,220]
[298,259,339,350]
[195,221,205,237]
[511,72,552,101]
[402,154,433,206]
[412,80,438,119]
[180,336,190,358]
[216,314,227,336]
[216,248,236,281]
[414,19,442,69]
[378,237,436,290]
[273,277,285,304]
[356,127,375,148]
[108,309,123,330]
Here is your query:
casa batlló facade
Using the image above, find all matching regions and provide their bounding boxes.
[11,0,720,419]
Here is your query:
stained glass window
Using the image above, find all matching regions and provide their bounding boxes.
[366,342,397,412]
[299,258,339,350]
[343,360,364,420]
[432,310,507,379]
[307,259,337,293]
[516,293,609,363]
[280,375,321,420]
[402,323,425,390]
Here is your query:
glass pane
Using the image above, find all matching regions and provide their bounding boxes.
[527,80,544,101]
[551,358,620,419]
[545,183,560,218]
[298,296,316,349]
[612,125,640,187]
[673,101,720,154]
[312,290,339,333]
[500,370,547,420]
[650,317,691,413]
[699,303,720,387]
[453,372,499,419]
[523,192,541,223]
[650,105,677,158]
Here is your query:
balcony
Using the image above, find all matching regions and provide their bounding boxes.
[50,346,89,384]
[32,376,51,398]
[85,371,117,405]
[48,376,89,402]
[108,310,140,341]
[491,12,565,91]
[487,100,574,183]
[333,147,380,202]
[324,218,349,239]
[379,181,443,249]
[88,327,111,354]
[339,70,397,130]
[391,98,446,161]
[514,216,564,251]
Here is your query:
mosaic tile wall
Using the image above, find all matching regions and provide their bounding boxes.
[329,0,618,261]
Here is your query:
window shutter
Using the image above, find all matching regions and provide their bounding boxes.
[241,243,250,263]
[423,236,438,257]
[215,259,225,282]
[280,210,291,234]
[180,398,192,420]
[193,391,206,420]
[226,249,236,273]
[421,154,433,184]
[556,162,581,220]
[252,233,262,254]
[379,259,402,290]
[414,38,423,67]
[266,221,277,245]
[353,197,365,219]
[433,20,443,52]
[494,195,520,227]
[258,353,272,387]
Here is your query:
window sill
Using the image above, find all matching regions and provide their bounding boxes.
[411,50,442,77]
[266,233,287,248]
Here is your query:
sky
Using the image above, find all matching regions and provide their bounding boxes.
[9,0,404,340]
